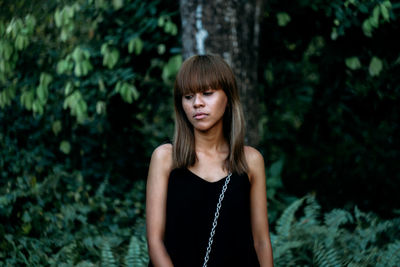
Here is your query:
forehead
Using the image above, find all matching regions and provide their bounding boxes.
[176,59,224,96]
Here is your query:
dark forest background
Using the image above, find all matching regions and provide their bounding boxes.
[1,0,399,265]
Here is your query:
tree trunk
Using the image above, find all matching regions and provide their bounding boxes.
[180,0,262,146]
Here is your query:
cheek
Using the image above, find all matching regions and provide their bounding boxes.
[217,95,228,114]
[181,101,191,118]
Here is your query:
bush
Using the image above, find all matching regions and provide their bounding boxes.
[0,168,147,266]
[271,196,400,266]
[260,0,400,216]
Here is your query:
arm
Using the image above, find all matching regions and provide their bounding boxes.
[146,144,174,267]
[245,146,274,267]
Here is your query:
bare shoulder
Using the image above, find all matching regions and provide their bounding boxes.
[150,143,173,174]
[244,146,264,166]
[244,146,265,182]
[152,143,172,159]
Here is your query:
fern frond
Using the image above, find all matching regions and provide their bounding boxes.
[272,240,304,259]
[50,241,77,266]
[313,241,342,267]
[301,194,321,226]
[324,209,353,228]
[124,236,142,267]
[276,197,304,239]
[354,205,375,224]
[75,260,96,267]
[96,176,110,198]
[101,241,117,267]
[376,240,400,267]
[123,217,149,266]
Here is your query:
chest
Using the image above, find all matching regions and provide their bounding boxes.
[188,151,230,182]
[166,169,251,216]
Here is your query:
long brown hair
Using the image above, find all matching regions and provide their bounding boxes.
[173,54,248,174]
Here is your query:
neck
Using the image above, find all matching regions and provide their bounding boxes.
[193,123,228,153]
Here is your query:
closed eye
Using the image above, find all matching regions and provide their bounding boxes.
[203,91,214,96]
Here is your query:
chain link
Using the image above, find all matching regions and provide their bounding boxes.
[202,173,232,267]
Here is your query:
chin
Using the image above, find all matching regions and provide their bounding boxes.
[194,126,210,132]
[192,123,211,131]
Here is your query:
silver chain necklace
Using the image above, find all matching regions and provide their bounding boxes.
[202,173,232,267]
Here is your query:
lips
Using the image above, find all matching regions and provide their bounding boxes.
[193,112,208,119]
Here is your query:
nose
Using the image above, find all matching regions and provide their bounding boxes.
[193,93,204,108]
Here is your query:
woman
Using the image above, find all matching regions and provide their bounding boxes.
[146,54,274,267]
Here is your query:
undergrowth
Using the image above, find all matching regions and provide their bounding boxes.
[1,170,398,266]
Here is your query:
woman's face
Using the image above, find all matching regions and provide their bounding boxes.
[182,88,228,132]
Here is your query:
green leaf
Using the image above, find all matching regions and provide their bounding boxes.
[64,6,75,20]
[102,45,119,69]
[270,158,284,178]
[134,38,143,55]
[32,99,44,114]
[40,72,53,87]
[128,37,143,55]
[265,69,274,84]
[380,4,390,21]
[110,50,119,66]
[65,82,73,95]
[15,35,29,50]
[330,27,338,40]
[81,61,93,76]
[112,0,123,10]
[164,21,177,35]
[74,62,82,76]
[24,14,36,32]
[21,223,32,234]
[131,84,139,101]
[54,9,62,27]
[20,89,34,110]
[1,41,14,60]
[36,85,46,103]
[162,55,182,83]
[158,16,165,27]
[157,44,166,55]
[115,81,122,93]
[382,1,392,8]
[128,39,134,54]
[362,20,372,37]
[22,211,31,223]
[345,57,361,70]
[371,6,380,27]
[333,19,340,26]
[57,60,68,74]
[369,56,383,76]
[277,12,291,27]
[100,43,108,54]
[72,47,83,62]
[98,78,106,92]
[60,140,71,154]
[96,101,106,115]
[52,120,62,135]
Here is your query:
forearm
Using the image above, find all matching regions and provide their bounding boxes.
[148,240,174,267]
[254,240,274,267]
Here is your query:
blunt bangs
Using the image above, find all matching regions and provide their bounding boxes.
[174,55,234,97]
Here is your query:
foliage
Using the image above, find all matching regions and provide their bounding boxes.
[104,195,400,266]
[0,166,147,265]
[270,195,400,266]
[260,0,400,216]
[0,0,180,188]
[265,156,298,225]
[1,0,400,265]
[0,0,178,265]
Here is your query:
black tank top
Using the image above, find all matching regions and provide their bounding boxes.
[149,168,260,267]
